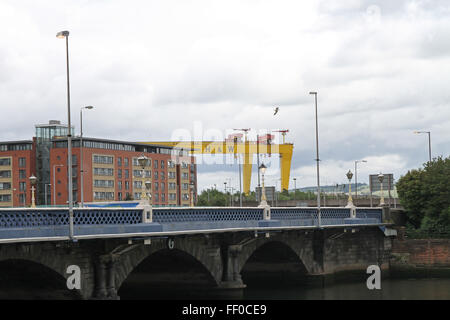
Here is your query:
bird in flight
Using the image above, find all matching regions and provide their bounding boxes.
[273,106,279,115]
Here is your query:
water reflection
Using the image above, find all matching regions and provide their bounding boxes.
[243,279,450,300]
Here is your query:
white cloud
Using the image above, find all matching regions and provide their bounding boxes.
[1,0,449,193]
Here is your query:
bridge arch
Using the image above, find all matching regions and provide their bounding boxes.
[115,237,223,295]
[236,232,318,276]
[0,258,81,300]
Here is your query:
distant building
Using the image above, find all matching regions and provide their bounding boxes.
[0,121,197,207]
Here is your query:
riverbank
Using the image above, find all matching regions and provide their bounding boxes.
[390,227,450,278]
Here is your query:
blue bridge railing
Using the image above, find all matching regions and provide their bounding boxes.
[0,206,384,242]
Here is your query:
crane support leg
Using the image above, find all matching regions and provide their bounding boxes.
[243,152,252,195]
[280,149,293,192]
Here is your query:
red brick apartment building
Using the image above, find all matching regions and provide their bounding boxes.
[0,140,37,207]
[0,121,197,207]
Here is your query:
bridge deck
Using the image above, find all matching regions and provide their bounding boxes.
[0,206,385,243]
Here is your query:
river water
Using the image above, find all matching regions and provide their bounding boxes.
[118,278,450,300]
[243,278,450,300]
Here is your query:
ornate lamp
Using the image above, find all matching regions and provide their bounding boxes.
[345,170,354,208]
[138,155,148,201]
[29,175,37,208]
[259,163,268,206]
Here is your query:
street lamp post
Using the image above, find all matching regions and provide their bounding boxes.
[29,175,37,208]
[345,170,354,208]
[354,160,367,205]
[378,173,385,206]
[56,30,74,239]
[53,164,64,205]
[309,91,321,226]
[80,105,94,207]
[413,131,432,163]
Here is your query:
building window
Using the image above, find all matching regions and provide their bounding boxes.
[19,182,26,192]
[94,168,114,176]
[182,183,189,190]
[94,192,114,200]
[169,172,176,179]
[94,180,114,188]
[154,160,158,169]
[118,181,122,190]
[118,157,122,166]
[133,170,143,178]
[19,157,26,167]
[145,170,151,178]
[161,182,165,192]
[19,170,26,179]
[124,157,129,167]
[161,171,165,180]
[118,169,122,178]
[169,193,176,201]
[125,181,130,190]
[169,182,176,190]
[160,160,165,169]
[154,182,159,191]
[134,192,141,200]
[133,181,143,189]
[0,195,11,202]
[93,155,113,164]
[168,160,175,168]
[181,162,188,169]
[125,169,129,179]
[0,158,11,166]
[161,193,165,202]
[0,182,11,190]
[0,170,11,178]
[19,194,26,204]
[118,192,122,200]
[154,171,158,180]
[154,193,159,202]
[182,172,189,180]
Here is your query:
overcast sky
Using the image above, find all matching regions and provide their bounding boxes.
[1,0,449,192]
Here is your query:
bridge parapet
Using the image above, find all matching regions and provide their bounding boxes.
[0,206,385,243]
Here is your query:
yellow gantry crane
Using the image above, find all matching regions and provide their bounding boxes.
[142,136,293,195]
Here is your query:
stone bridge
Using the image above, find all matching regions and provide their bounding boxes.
[0,205,396,299]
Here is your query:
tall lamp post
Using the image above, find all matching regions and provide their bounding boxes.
[345,170,354,208]
[413,131,432,163]
[309,91,321,226]
[80,105,94,207]
[354,159,367,204]
[378,173,385,206]
[56,30,74,239]
[29,175,37,208]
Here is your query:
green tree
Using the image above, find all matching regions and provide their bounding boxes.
[396,156,450,232]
